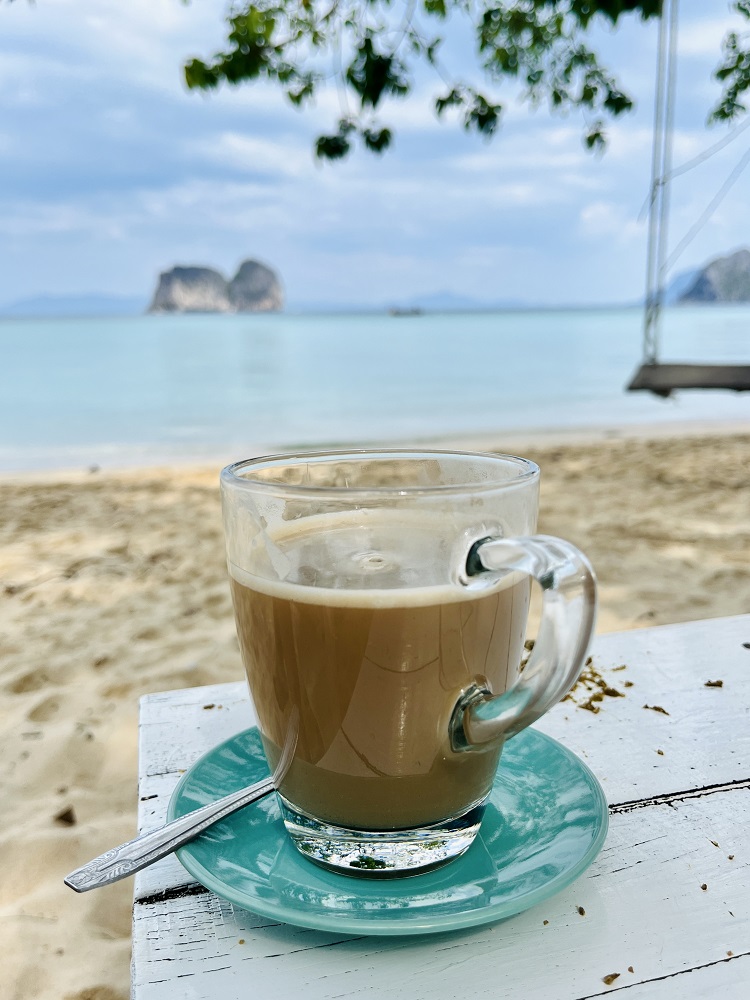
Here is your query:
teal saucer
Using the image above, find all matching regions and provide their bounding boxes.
[168,727,608,936]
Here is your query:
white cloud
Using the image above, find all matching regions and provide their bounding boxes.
[187,131,313,178]
[679,15,738,58]
[579,200,644,242]
[605,125,653,162]
[604,122,726,180]
[1,0,227,98]
[451,125,585,171]
[0,199,124,238]
[0,52,96,108]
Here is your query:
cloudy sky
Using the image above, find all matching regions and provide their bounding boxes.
[1,0,748,309]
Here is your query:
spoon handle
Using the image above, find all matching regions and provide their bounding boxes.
[64,774,275,892]
[65,711,298,893]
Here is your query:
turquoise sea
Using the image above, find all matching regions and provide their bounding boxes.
[1,305,748,471]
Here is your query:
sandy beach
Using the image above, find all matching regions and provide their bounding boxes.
[2,427,748,1000]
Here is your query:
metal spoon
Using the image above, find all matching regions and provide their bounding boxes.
[64,716,298,893]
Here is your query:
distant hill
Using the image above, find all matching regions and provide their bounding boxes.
[0,294,147,318]
[285,292,530,314]
[377,291,528,313]
[663,268,700,305]
[679,248,750,303]
[404,291,528,312]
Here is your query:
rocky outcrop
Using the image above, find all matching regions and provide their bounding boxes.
[229,260,283,312]
[148,260,283,313]
[149,267,231,313]
[679,248,750,303]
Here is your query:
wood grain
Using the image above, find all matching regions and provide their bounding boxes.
[132,616,750,999]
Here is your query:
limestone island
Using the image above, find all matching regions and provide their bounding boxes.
[679,248,750,303]
[148,259,283,313]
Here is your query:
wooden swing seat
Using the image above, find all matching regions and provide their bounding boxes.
[627,362,750,397]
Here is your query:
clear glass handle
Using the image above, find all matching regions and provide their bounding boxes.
[450,535,597,751]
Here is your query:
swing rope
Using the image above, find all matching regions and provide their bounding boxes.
[642,0,679,366]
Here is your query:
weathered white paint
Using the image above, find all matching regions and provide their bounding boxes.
[132,615,750,999]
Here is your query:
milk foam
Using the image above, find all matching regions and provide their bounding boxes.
[228,508,521,608]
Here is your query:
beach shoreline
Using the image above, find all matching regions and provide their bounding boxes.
[2,424,748,1000]
[1,415,748,481]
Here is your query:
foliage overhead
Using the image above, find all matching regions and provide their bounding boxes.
[184,1,677,159]
[183,0,750,160]
[711,1,750,123]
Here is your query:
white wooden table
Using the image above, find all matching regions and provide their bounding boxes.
[132,616,750,999]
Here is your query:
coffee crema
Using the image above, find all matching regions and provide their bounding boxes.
[229,512,530,830]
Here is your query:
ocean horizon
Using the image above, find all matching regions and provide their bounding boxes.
[1,304,748,472]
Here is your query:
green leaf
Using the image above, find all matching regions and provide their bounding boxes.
[585,123,606,150]
[603,87,632,115]
[314,116,358,160]
[425,37,443,64]
[464,93,502,136]
[346,36,409,109]
[362,126,393,152]
[184,59,220,91]
[581,83,597,104]
[315,132,352,160]
[435,87,464,115]
[286,77,316,106]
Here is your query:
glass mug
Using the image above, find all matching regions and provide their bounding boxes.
[220,449,596,877]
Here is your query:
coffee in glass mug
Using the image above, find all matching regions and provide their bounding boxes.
[221,450,596,876]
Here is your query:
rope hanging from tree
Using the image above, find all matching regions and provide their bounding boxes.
[642,0,679,366]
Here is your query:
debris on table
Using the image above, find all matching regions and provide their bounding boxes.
[564,657,626,713]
